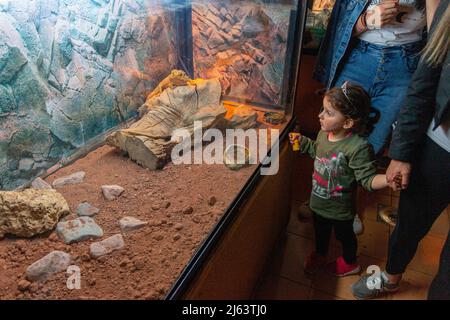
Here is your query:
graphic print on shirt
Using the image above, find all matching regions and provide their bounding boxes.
[312,152,348,199]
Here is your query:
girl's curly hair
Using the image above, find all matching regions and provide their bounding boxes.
[324,82,378,136]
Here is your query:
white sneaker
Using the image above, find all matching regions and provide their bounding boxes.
[353,215,364,235]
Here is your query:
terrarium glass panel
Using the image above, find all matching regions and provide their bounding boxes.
[191,0,297,107]
[0,0,305,300]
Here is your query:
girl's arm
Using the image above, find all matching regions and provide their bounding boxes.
[370,174,389,190]
[298,135,317,159]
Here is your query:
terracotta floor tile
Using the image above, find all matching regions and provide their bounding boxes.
[254,275,310,300]
[358,194,392,223]
[391,195,399,208]
[254,201,445,300]
[357,219,390,261]
[310,267,362,300]
[429,209,450,239]
[268,233,315,287]
[407,235,445,276]
[309,287,345,300]
[385,268,433,300]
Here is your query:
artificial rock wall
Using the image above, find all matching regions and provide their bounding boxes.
[0,0,179,189]
[192,0,292,106]
[0,0,297,190]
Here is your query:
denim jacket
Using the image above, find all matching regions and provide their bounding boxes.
[313,0,369,89]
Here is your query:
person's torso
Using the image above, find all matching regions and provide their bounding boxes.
[313,0,426,87]
[309,131,368,220]
[314,0,369,86]
[358,0,426,46]
[428,56,450,153]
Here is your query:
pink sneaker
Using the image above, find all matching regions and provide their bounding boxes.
[303,252,327,274]
[335,256,361,277]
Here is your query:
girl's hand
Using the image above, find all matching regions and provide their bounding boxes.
[288,132,301,143]
[289,132,301,151]
[389,174,403,192]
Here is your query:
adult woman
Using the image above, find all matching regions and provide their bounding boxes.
[314,0,438,154]
[351,0,449,299]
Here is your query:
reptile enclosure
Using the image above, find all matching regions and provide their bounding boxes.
[0,0,306,299]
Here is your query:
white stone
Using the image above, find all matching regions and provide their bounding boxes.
[90,234,125,258]
[31,177,52,190]
[26,251,71,282]
[101,185,125,200]
[76,202,100,216]
[56,217,103,244]
[119,216,148,232]
[52,171,86,188]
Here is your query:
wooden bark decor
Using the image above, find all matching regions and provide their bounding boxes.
[106,70,227,170]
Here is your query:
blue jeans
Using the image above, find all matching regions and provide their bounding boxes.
[334,39,423,154]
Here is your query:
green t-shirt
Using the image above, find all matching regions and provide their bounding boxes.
[299,131,377,221]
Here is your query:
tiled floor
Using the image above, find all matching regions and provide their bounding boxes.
[253,190,449,300]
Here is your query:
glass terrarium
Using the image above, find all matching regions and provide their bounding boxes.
[304,0,334,51]
[0,0,306,300]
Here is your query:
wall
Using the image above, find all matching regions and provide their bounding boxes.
[192,0,293,106]
[0,0,179,189]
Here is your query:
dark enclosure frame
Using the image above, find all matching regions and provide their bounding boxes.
[166,0,307,299]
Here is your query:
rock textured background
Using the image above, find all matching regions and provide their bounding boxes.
[192,0,293,106]
[0,0,297,190]
[0,0,179,190]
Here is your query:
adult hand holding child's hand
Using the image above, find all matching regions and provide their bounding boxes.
[386,159,412,191]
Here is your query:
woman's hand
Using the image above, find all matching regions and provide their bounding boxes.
[386,159,412,190]
[366,1,399,29]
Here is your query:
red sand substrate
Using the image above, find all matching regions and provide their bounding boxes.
[0,145,256,299]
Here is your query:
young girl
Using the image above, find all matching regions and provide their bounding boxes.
[290,81,392,276]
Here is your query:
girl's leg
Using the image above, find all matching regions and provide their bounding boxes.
[304,213,333,274]
[334,218,358,265]
[312,212,333,256]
